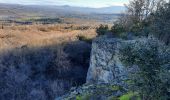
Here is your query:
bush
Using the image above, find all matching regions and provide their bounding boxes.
[96,24,109,36]
[112,0,170,43]
[150,2,170,45]
[76,35,92,44]
[110,24,130,39]
[111,24,125,35]
[129,23,144,36]
[46,45,71,79]
[119,38,170,100]
[119,92,139,100]
[0,42,90,100]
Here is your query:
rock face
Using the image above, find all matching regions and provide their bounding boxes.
[56,37,129,100]
[86,37,128,85]
[57,37,170,100]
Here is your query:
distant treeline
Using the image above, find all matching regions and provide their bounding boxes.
[0,18,63,25]
[29,18,62,24]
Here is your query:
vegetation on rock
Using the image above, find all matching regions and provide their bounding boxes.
[57,83,127,100]
[96,24,109,36]
[119,38,170,100]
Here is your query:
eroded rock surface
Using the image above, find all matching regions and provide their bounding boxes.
[57,37,170,100]
[86,37,128,85]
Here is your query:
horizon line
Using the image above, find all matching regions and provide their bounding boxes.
[0,2,125,8]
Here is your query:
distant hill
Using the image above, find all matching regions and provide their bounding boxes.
[0,3,125,17]
[48,5,125,14]
[0,3,125,24]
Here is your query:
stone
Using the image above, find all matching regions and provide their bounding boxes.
[86,37,128,86]
[56,37,170,100]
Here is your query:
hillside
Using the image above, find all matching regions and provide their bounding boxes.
[0,23,97,100]
[0,0,169,100]
[0,3,123,23]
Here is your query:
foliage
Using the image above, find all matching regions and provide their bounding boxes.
[119,92,140,100]
[119,38,170,100]
[77,35,92,44]
[0,41,91,100]
[76,95,82,100]
[129,23,143,35]
[112,0,170,43]
[29,18,62,24]
[111,85,121,91]
[96,24,109,36]
[76,94,91,100]
[111,24,125,36]
[46,45,71,79]
[60,84,126,100]
[150,2,170,45]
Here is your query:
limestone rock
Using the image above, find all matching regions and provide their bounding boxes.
[86,37,128,85]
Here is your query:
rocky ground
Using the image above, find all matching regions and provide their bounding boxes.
[56,83,126,100]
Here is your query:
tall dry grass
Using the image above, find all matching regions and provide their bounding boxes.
[0,24,97,51]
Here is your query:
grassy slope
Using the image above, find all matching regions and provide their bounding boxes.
[0,24,97,50]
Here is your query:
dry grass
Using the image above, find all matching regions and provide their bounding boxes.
[0,21,97,99]
[0,24,97,50]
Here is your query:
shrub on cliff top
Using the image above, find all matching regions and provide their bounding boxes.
[119,38,170,100]
[96,24,109,36]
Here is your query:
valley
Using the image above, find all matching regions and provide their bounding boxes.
[0,3,118,99]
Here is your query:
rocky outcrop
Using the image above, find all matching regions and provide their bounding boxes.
[56,37,132,100]
[86,37,128,85]
[57,37,170,100]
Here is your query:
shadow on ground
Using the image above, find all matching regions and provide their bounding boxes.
[0,40,91,100]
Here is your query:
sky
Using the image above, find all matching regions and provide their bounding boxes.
[0,0,128,8]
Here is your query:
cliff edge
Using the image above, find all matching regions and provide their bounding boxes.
[86,37,128,85]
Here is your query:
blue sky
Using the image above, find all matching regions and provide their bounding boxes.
[0,0,128,8]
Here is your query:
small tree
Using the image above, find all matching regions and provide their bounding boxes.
[111,24,125,35]
[150,2,170,45]
[96,24,109,36]
[114,0,167,37]
[125,0,165,23]
[119,38,170,100]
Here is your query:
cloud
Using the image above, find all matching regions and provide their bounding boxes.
[0,0,128,8]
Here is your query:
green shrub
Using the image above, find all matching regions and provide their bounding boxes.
[110,24,130,39]
[129,23,143,36]
[150,2,170,45]
[77,35,92,44]
[119,38,170,100]
[119,92,140,100]
[118,32,129,39]
[111,24,125,35]
[76,95,82,100]
[96,24,109,36]
[76,94,91,100]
